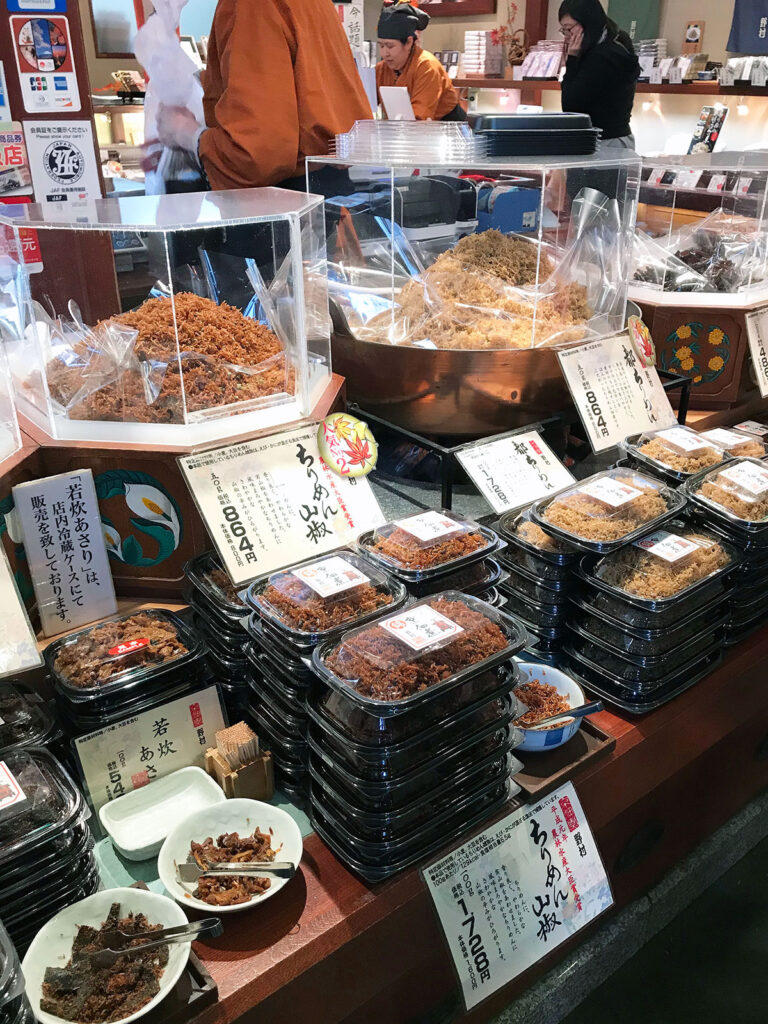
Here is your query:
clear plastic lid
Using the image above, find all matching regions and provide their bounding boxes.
[0,918,24,1009]
[0,748,85,868]
[686,458,768,527]
[532,468,683,551]
[624,426,726,479]
[357,509,497,581]
[184,551,247,619]
[44,609,205,698]
[588,521,737,607]
[0,681,56,754]
[700,427,768,459]
[496,508,580,563]
[312,591,528,715]
[247,549,406,646]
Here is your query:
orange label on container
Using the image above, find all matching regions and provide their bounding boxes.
[108,638,149,658]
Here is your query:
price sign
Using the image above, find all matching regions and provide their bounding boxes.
[751,64,768,87]
[669,66,684,84]
[456,430,574,514]
[647,167,666,185]
[423,783,612,1011]
[719,66,736,87]
[707,174,727,193]
[674,168,702,189]
[745,307,768,399]
[649,67,663,84]
[557,334,677,453]
[178,423,386,587]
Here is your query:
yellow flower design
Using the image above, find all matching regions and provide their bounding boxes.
[681,358,695,371]
[693,375,703,383]
[708,356,724,372]
[676,325,692,340]
[675,346,692,361]
[708,328,724,345]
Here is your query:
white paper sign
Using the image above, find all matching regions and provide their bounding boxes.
[649,67,662,84]
[701,427,753,448]
[292,556,369,598]
[0,543,42,680]
[751,64,768,87]
[669,66,683,84]
[23,120,101,209]
[13,469,117,637]
[736,176,753,196]
[647,166,665,184]
[634,530,701,562]
[719,462,768,497]
[745,307,768,399]
[655,426,709,454]
[735,420,768,437]
[674,168,702,189]
[379,604,463,651]
[457,431,575,515]
[179,424,386,587]
[719,66,735,87]
[0,760,27,810]
[579,477,642,507]
[75,686,226,813]
[707,173,727,193]
[558,335,677,453]
[423,784,612,1011]
[396,510,460,542]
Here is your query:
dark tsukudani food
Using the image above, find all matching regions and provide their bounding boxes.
[261,574,393,633]
[372,526,485,570]
[205,567,246,607]
[516,680,571,729]
[189,830,280,906]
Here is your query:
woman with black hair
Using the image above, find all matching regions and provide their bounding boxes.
[559,0,640,150]
[376,2,466,121]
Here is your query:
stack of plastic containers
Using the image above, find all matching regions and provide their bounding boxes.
[0,681,61,757]
[0,919,33,1024]
[244,549,407,800]
[357,509,503,602]
[494,507,581,661]
[0,749,97,954]
[184,551,250,719]
[44,609,210,738]
[620,425,768,486]
[332,120,486,163]
[684,459,768,644]
[565,519,738,712]
[308,591,528,880]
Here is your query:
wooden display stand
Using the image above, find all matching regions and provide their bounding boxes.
[205,747,274,801]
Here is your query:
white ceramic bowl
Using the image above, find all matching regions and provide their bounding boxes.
[158,798,303,914]
[99,767,226,862]
[22,887,189,1024]
[515,662,585,752]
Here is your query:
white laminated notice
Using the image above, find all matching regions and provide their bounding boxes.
[395,510,460,542]
[745,307,768,399]
[0,760,27,811]
[707,174,727,193]
[701,428,755,449]
[655,427,709,454]
[379,605,463,651]
[719,462,768,498]
[292,556,370,598]
[735,420,768,437]
[634,530,701,562]
[578,478,643,508]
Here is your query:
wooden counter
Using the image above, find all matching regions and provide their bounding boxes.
[187,627,768,1024]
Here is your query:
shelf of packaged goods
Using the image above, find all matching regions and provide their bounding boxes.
[455,78,768,97]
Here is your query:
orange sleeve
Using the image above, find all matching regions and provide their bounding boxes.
[198,2,300,188]
[407,60,448,120]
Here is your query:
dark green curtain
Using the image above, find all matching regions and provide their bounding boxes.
[607,0,661,43]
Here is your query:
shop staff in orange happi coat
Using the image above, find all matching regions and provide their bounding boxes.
[376,1,466,121]
[157,0,372,191]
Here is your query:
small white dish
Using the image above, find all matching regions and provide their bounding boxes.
[22,887,189,1024]
[158,798,302,914]
[99,767,226,862]
[515,662,585,752]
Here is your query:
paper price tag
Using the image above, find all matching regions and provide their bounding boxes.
[457,431,574,515]
[719,462,768,497]
[578,477,642,507]
[751,65,768,87]
[647,166,665,185]
[719,66,735,87]
[707,174,727,193]
[0,761,27,811]
[669,66,684,84]
[655,426,709,454]
[396,510,459,542]
[380,605,463,651]
[673,168,702,189]
[735,420,768,437]
[557,334,677,453]
[745,307,768,399]
[292,556,369,598]
[736,176,753,196]
[649,67,663,84]
[634,530,701,562]
[701,427,752,448]
[423,783,612,1011]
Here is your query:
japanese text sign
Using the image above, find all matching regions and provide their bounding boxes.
[0,541,42,680]
[558,334,677,452]
[745,307,768,399]
[179,423,386,587]
[13,468,116,636]
[423,784,612,1011]
[0,121,31,195]
[457,430,575,514]
[74,686,226,813]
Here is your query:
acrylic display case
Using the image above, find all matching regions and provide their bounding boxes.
[0,338,21,464]
[307,151,641,436]
[0,189,331,445]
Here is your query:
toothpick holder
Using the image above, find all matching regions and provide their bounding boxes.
[205,747,275,800]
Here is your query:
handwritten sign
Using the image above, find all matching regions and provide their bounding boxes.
[423,784,612,1011]
[558,335,677,452]
[457,430,574,514]
[0,543,42,681]
[179,423,385,586]
[745,307,768,399]
[12,469,116,637]
[74,686,226,813]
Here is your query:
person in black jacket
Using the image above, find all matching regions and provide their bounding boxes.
[559,0,640,149]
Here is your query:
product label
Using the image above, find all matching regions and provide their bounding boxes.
[701,428,754,449]
[0,760,27,810]
[707,174,727,193]
[655,427,710,455]
[745,308,768,400]
[107,638,149,659]
[292,556,370,598]
[395,510,460,543]
[719,463,768,498]
[380,605,464,651]
[735,420,768,437]
[578,478,643,508]
[634,530,701,562]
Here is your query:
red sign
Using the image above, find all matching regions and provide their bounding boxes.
[559,795,580,832]
[189,702,203,728]
[0,196,42,272]
[131,770,150,788]
[108,637,149,658]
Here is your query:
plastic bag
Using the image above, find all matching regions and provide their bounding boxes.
[134,0,204,195]
[632,230,709,293]
[670,209,768,293]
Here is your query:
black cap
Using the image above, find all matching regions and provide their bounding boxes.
[378,2,430,41]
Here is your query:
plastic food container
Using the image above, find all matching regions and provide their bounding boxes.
[531,469,684,553]
[312,591,528,717]
[247,549,406,651]
[685,459,768,532]
[356,509,498,582]
[0,682,59,755]
[495,509,580,580]
[273,760,309,802]
[3,840,96,921]
[0,918,24,1011]
[184,550,247,623]
[45,609,206,704]
[248,659,307,718]
[54,676,203,738]
[573,573,729,631]
[250,704,308,767]
[699,427,768,460]
[188,602,249,661]
[501,558,576,602]
[407,557,505,599]
[245,642,308,700]
[250,675,308,738]
[499,586,571,628]
[244,615,317,684]
[621,427,727,483]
